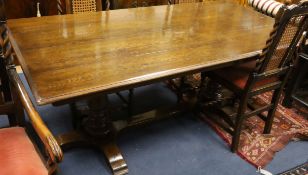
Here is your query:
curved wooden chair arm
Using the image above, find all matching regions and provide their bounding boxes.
[7,67,63,163]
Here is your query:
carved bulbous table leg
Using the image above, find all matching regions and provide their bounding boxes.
[81,95,112,138]
[198,73,224,107]
[57,95,128,175]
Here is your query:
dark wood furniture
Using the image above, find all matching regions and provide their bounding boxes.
[248,0,284,17]
[3,0,107,18]
[7,1,274,174]
[172,0,202,4]
[0,17,24,126]
[58,0,103,14]
[7,2,275,106]
[112,0,168,9]
[0,1,62,174]
[4,0,58,19]
[199,1,308,152]
[283,51,308,108]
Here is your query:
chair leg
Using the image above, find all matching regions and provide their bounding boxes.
[174,76,186,103]
[15,104,25,126]
[8,114,17,126]
[198,72,208,102]
[263,89,281,134]
[128,89,134,117]
[231,95,248,153]
[47,162,58,175]
[199,72,207,93]
[263,111,275,134]
[9,83,25,126]
[8,106,24,127]
[231,114,244,153]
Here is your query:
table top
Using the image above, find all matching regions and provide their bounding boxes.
[8,1,274,105]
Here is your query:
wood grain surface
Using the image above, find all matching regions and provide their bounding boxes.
[8,1,274,105]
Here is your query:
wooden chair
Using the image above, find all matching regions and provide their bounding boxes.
[0,1,63,174]
[57,0,104,14]
[199,1,308,152]
[283,36,308,108]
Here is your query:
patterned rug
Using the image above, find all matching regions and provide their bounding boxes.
[201,92,308,168]
[277,162,308,175]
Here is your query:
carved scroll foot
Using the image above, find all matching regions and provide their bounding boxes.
[101,142,128,175]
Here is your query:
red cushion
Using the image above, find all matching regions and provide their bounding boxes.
[0,127,48,175]
[214,60,277,90]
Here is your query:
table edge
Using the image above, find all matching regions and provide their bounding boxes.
[36,51,261,105]
[8,29,43,104]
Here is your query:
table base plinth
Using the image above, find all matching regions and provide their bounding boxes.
[56,94,188,175]
[56,131,128,175]
[112,106,183,132]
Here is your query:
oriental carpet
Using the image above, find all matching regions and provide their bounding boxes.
[201,92,308,168]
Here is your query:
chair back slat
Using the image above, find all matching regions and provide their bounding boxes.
[62,0,103,14]
[0,0,15,104]
[57,0,65,15]
[265,16,304,72]
[72,0,97,13]
[257,2,308,74]
[0,24,14,66]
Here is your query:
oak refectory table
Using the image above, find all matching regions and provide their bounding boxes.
[7,1,273,174]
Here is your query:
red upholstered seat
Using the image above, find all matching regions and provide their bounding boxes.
[213,60,278,90]
[0,127,48,175]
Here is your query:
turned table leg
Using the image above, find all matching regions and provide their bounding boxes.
[57,95,128,175]
[198,73,224,107]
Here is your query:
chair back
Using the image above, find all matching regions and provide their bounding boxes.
[58,0,103,14]
[256,1,308,74]
[0,1,14,103]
